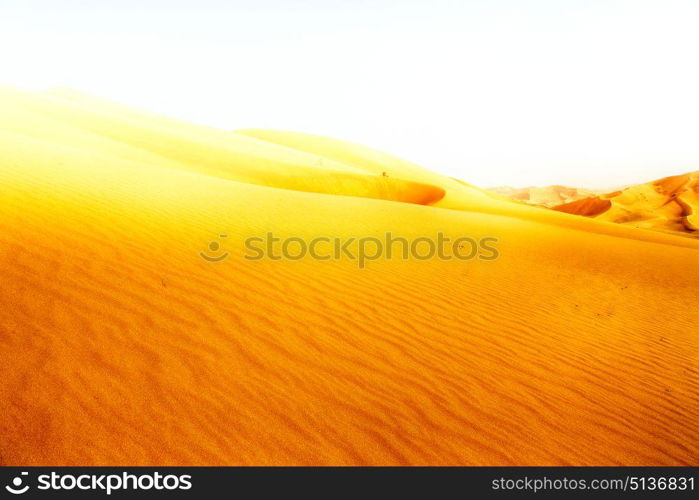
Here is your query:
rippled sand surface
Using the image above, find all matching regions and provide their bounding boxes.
[1,87,697,465]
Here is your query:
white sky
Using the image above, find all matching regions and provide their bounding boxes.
[1,0,698,188]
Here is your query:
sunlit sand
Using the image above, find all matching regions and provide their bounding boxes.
[0,87,697,465]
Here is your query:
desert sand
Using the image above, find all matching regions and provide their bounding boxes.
[0,86,697,465]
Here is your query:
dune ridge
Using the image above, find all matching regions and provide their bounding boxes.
[239,128,698,249]
[0,87,697,465]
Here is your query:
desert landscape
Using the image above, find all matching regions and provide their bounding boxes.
[487,184,604,208]
[490,173,699,238]
[0,86,698,466]
[553,172,699,237]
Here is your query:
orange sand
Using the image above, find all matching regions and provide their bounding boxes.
[0,87,698,465]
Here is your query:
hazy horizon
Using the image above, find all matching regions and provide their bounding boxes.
[2,0,698,189]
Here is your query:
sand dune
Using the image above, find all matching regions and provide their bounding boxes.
[553,172,699,238]
[0,87,697,465]
[487,185,604,208]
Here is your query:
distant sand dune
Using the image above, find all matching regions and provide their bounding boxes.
[0,87,697,465]
[487,184,603,208]
[552,172,699,238]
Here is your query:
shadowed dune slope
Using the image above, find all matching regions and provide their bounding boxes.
[0,87,698,465]
[554,197,613,217]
